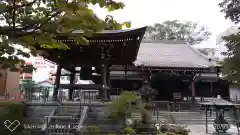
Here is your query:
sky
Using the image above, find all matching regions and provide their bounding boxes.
[90,0,236,48]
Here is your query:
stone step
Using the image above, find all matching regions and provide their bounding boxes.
[173,116,233,119]
[87,112,109,118]
[95,124,123,133]
[55,112,80,117]
[52,119,79,124]
[86,118,117,125]
[47,123,79,128]
[28,129,43,135]
[85,107,122,134]
[45,128,76,135]
[173,117,235,125]
[175,121,214,124]
[57,110,81,114]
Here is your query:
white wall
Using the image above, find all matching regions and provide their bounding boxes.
[33,67,52,82]
[229,87,240,101]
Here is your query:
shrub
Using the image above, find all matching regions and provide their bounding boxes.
[123,127,135,135]
[0,101,27,135]
[108,91,144,121]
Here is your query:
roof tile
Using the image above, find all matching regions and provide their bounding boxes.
[135,40,218,68]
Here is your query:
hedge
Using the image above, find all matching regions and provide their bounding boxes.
[0,101,29,135]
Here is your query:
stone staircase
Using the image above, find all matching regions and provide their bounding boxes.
[45,105,82,135]
[26,105,56,125]
[132,111,172,123]
[84,106,124,134]
[25,105,56,135]
[170,111,235,125]
[132,109,235,125]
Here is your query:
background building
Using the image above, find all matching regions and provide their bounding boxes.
[0,69,21,99]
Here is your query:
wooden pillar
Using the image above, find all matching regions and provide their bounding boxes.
[210,81,213,97]
[52,65,61,100]
[69,70,75,101]
[191,81,195,98]
[107,67,111,98]
[107,68,110,86]
[191,73,196,101]
[102,63,109,101]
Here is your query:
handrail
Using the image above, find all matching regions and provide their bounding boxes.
[73,104,82,120]
[41,106,58,131]
[76,106,89,133]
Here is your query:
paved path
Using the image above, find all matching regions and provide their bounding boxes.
[187,124,238,135]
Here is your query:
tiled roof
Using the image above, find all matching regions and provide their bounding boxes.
[36,80,54,85]
[135,40,218,68]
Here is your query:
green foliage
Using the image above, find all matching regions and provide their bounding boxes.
[84,125,100,135]
[145,20,211,45]
[123,127,135,135]
[219,0,240,24]
[0,0,130,70]
[108,91,144,121]
[20,79,36,100]
[220,34,240,84]
[0,101,27,135]
[218,0,240,85]
[0,101,26,120]
[20,79,35,92]
[82,125,136,135]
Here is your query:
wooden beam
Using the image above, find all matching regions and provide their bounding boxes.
[110,76,143,80]
[59,84,101,90]
[109,65,214,72]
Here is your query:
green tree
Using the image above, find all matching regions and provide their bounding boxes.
[0,0,130,71]
[218,0,240,85]
[144,20,211,45]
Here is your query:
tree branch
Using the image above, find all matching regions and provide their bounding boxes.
[34,9,63,31]
[0,0,37,15]
[0,8,62,37]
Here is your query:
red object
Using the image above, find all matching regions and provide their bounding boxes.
[20,73,32,78]
[25,61,32,65]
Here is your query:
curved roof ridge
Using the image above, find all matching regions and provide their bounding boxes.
[142,39,186,44]
[71,26,148,34]
[187,45,220,66]
[188,45,211,60]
